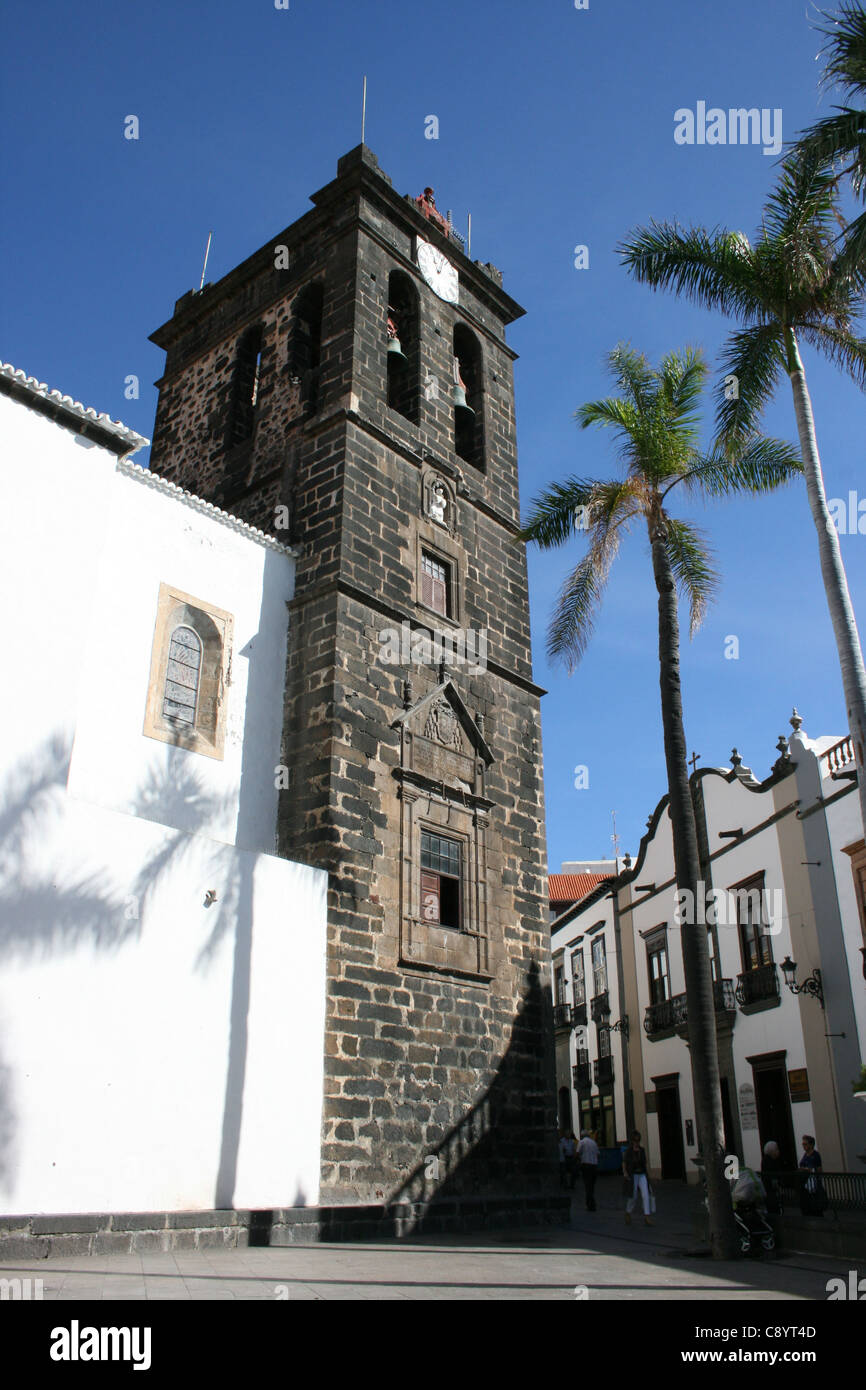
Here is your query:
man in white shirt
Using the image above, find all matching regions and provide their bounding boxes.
[577,1130,600,1211]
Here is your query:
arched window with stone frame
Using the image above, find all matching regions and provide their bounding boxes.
[144,584,233,760]
[162,624,202,727]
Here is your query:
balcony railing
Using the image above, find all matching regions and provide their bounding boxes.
[553,1003,571,1030]
[590,991,609,1022]
[821,733,855,779]
[594,1056,614,1086]
[736,963,780,1009]
[644,996,675,1036]
[644,980,737,1038]
[572,1062,592,1091]
[571,1001,587,1028]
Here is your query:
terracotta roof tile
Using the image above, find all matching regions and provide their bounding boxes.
[548,872,609,904]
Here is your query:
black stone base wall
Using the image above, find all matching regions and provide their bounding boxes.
[0,1196,572,1261]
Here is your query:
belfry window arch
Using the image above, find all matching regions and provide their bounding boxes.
[386,270,419,423]
[452,323,484,469]
[289,282,324,415]
[227,325,264,446]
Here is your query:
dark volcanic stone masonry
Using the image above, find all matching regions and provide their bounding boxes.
[149,145,556,1204]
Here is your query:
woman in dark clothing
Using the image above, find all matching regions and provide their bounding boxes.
[798,1134,825,1216]
[622,1130,653,1225]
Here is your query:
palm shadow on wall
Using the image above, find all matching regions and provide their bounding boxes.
[0,730,244,1206]
[317,958,559,1238]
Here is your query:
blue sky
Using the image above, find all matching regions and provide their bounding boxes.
[3,0,864,870]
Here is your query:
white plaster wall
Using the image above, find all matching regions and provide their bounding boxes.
[68,463,293,853]
[0,392,328,1214]
[0,795,326,1213]
[824,787,866,1059]
[552,900,628,1143]
[0,395,115,782]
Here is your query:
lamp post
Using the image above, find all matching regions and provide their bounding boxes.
[596,1000,630,1039]
[780,956,824,1010]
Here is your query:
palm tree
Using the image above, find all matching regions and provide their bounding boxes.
[793,2,866,275]
[620,155,866,838]
[519,343,801,1260]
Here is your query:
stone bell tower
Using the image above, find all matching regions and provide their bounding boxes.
[149,146,556,1210]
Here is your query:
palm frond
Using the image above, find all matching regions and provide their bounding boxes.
[763,153,840,259]
[833,206,866,279]
[676,438,802,501]
[575,396,639,433]
[796,320,866,388]
[619,222,762,320]
[714,323,786,446]
[663,516,718,637]
[517,477,599,550]
[814,2,866,97]
[792,107,866,192]
[659,344,709,421]
[605,342,658,413]
[546,552,609,672]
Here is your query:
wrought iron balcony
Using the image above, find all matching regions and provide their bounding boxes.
[572,1062,592,1091]
[571,1000,587,1028]
[644,980,737,1039]
[590,991,609,1022]
[594,1056,614,1086]
[736,963,780,1009]
[644,997,675,1036]
[553,1003,571,1030]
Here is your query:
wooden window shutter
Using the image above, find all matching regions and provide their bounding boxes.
[421,871,440,923]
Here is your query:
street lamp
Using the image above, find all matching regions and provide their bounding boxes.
[596,1000,630,1039]
[780,956,824,1010]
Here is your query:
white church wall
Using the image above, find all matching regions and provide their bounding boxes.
[824,786,866,1060]
[0,794,327,1214]
[0,387,328,1215]
[67,461,293,854]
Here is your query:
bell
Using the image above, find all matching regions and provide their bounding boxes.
[387,335,408,364]
[453,382,475,417]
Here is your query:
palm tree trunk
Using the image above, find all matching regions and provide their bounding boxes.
[786,331,866,833]
[649,511,738,1259]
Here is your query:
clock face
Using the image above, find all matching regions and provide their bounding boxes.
[416,238,459,304]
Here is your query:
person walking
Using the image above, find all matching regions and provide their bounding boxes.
[559,1130,578,1191]
[798,1134,826,1216]
[623,1130,653,1225]
[577,1129,600,1211]
[760,1140,783,1215]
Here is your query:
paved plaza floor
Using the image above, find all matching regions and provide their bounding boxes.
[2,1185,862,1300]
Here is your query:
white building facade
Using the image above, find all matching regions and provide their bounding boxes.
[0,365,329,1216]
[551,726,866,1179]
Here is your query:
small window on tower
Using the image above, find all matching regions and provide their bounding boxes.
[289,283,324,415]
[228,326,263,446]
[421,831,461,929]
[386,270,419,423]
[453,324,484,470]
[420,550,451,617]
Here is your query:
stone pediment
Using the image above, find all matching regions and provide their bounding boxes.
[392,681,493,765]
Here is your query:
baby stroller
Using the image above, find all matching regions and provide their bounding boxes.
[731,1167,775,1256]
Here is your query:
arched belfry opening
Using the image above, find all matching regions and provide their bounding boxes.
[227,325,263,448]
[386,270,419,424]
[289,282,324,416]
[453,324,484,469]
